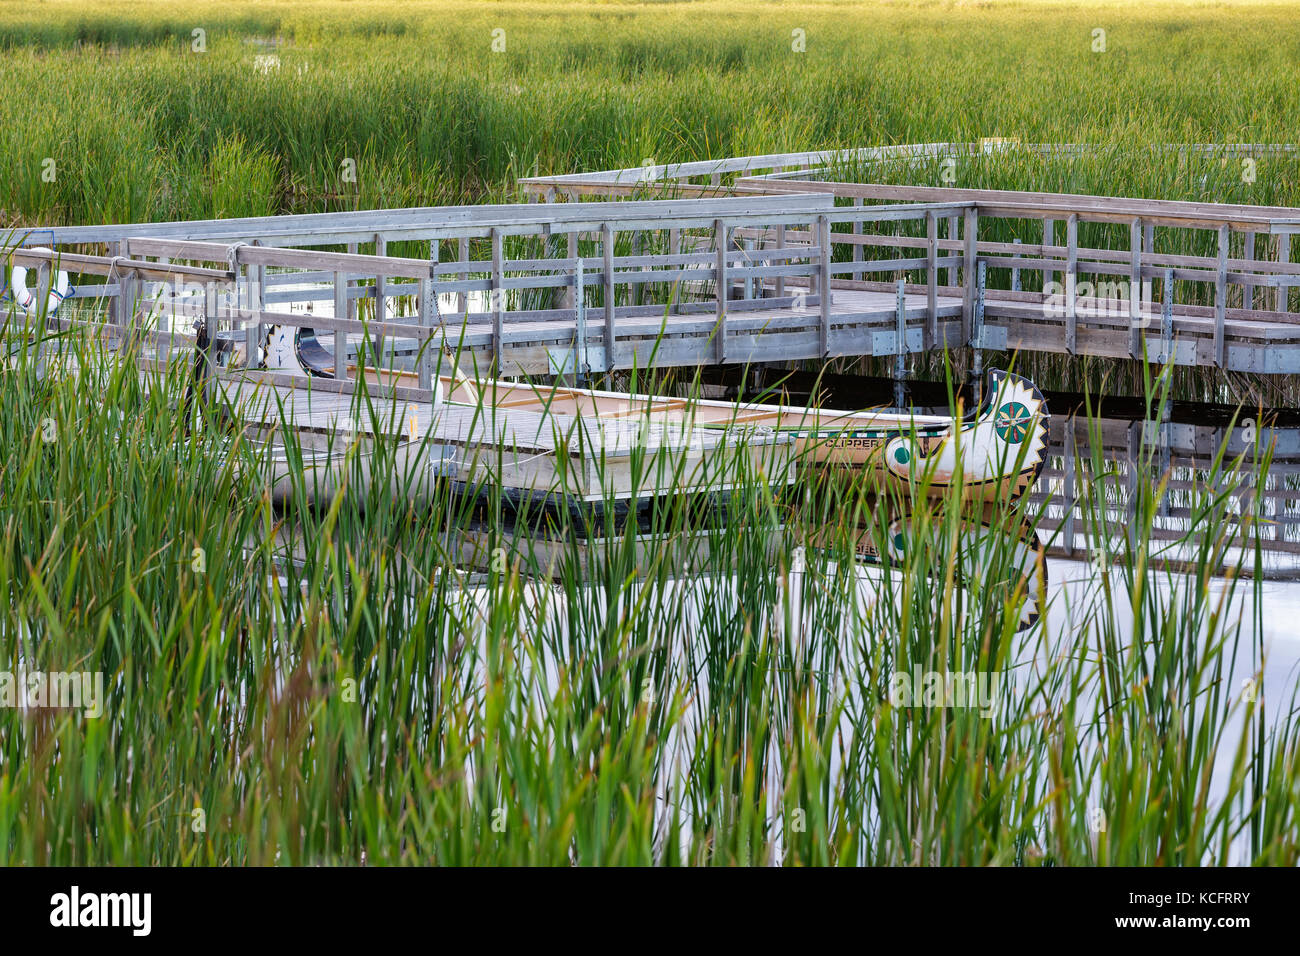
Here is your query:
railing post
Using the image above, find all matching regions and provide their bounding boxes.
[457,236,469,316]
[925,210,938,350]
[852,197,863,282]
[775,225,786,301]
[333,271,347,381]
[972,260,986,386]
[946,214,958,287]
[603,222,616,372]
[343,243,358,335]
[117,239,138,352]
[1215,223,1229,368]
[1043,217,1056,293]
[714,218,728,364]
[818,214,831,358]
[1143,225,1155,314]
[1128,217,1142,359]
[545,231,562,314]
[418,256,434,393]
[574,257,587,387]
[894,277,907,407]
[374,233,386,368]
[252,239,266,366]
[1278,233,1292,314]
[669,228,682,313]
[636,230,645,306]
[1065,213,1078,354]
[1011,237,1022,292]
[108,240,124,332]
[1243,230,1255,311]
[564,231,577,311]
[201,280,218,403]
[962,206,978,345]
[491,227,504,374]
[1160,267,1174,365]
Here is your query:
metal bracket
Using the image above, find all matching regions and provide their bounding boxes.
[976,325,1007,350]
[422,443,460,477]
[548,346,607,377]
[1155,267,1174,363]
[971,260,986,350]
[894,279,907,381]
[872,328,924,356]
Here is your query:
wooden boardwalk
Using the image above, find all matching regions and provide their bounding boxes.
[14,145,1300,392]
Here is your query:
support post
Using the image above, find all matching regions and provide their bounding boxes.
[374,233,386,369]
[1215,223,1229,368]
[457,236,469,316]
[603,222,616,372]
[775,225,786,301]
[743,237,755,300]
[1279,233,1292,314]
[1243,231,1255,311]
[946,215,958,287]
[109,240,125,332]
[962,207,978,344]
[669,228,682,313]
[333,271,347,381]
[818,215,832,358]
[574,258,587,387]
[1160,268,1174,365]
[972,260,986,386]
[564,232,577,310]
[894,277,907,408]
[252,239,266,366]
[1044,217,1056,292]
[491,227,504,374]
[852,197,863,282]
[200,281,218,404]
[925,210,938,350]
[1129,217,1142,359]
[418,264,434,392]
[1143,224,1155,315]
[1065,213,1078,354]
[344,241,357,319]
[715,218,728,364]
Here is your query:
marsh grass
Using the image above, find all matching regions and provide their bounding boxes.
[0,312,1294,865]
[1,0,1297,865]
[3,1,1300,226]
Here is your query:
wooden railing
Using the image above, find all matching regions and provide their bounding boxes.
[13,173,1300,378]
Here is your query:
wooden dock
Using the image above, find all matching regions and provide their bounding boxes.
[7,143,1299,511]
[11,148,1300,386]
[213,374,797,507]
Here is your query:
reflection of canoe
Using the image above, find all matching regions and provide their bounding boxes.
[814,512,1047,632]
[264,325,1048,503]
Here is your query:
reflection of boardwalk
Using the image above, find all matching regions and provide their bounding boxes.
[1031,414,1300,575]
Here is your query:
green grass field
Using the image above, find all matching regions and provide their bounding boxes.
[1,1,1298,866]
[1,329,1291,865]
[2,1,1300,225]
